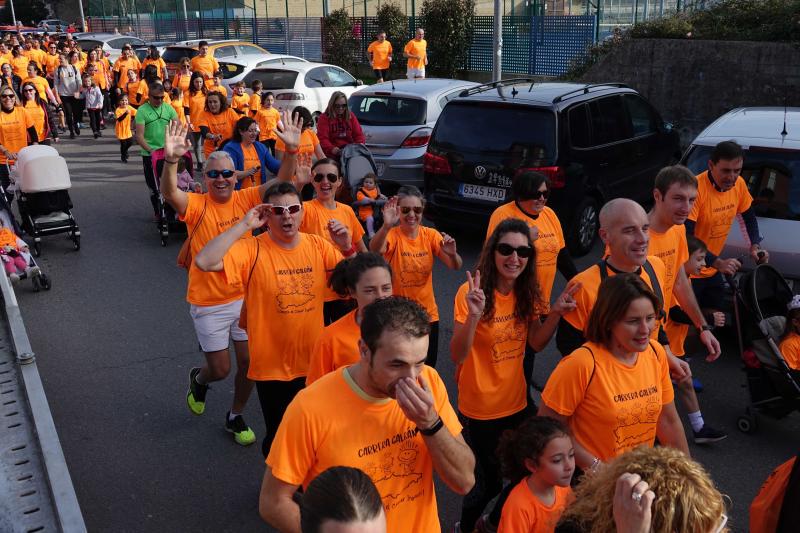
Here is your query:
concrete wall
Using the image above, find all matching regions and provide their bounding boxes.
[578,38,800,146]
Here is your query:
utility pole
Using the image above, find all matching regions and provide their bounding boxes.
[77,0,87,31]
[492,0,502,81]
[8,0,16,28]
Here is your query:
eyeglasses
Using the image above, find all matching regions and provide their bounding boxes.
[205,169,235,179]
[313,172,339,183]
[522,190,549,201]
[713,514,728,533]
[334,104,347,109]
[400,206,423,215]
[0,94,15,99]
[270,204,302,216]
[496,243,533,258]
[23,88,35,92]
[150,94,164,100]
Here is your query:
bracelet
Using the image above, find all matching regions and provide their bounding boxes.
[164,158,180,165]
[342,244,357,257]
[418,417,444,436]
[700,324,713,332]
[284,147,299,155]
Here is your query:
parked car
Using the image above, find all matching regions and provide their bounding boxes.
[76,33,147,63]
[133,41,173,64]
[423,80,681,256]
[681,107,800,280]
[37,19,70,32]
[161,40,269,79]
[242,62,362,123]
[348,78,478,194]
[218,54,308,90]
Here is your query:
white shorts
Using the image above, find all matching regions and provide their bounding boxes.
[407,67,425,79]
[189,299,248,353]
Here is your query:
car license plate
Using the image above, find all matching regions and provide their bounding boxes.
[375,162,385,176]
[459,183,506,202]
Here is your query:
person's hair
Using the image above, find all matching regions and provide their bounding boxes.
[232,116,256,142]
[26,61,41,75]
[498,416,571,483]
[686,235,707,256]
[0,62,10,73]
[377,29,386,35]
[785,307,800,339]
[329,252,392,297]
[558,446,727,533]
[477,218,538,323]
[654,165,698,197]
[11,45,21,56]
[292,105,313,129]
[585,273,663,348]
[204,90,228,113]
[710,140,744,163]
[198,40,209,47]
[512,171,550,201]
[148,80,164,95]
[396,185,424,207]
[170,87,180,99]
[311,157,341,175]
[361,172,378,186]
[360,296,430,354]
[81,73,94,86]
[263,180,301,204]
[143,64,159,82]
[251,79,263,91]
[300,466,383,533]
[0,85,19,107]
[119,93,129,104]
[188,71,207,95]
[20,82,43,105]
[202,151,234,174]
[213,70,222,78]
[325,90,350,120]
[127,67,137,78]
[148,45,160,59]
[179,57,191,68]
[234,80,245,89]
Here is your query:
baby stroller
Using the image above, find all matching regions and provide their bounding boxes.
[0,188,51,291]
[13,145,80,257]
[731,264,800,433]
[151,149,195,247]
[338,143,379,206]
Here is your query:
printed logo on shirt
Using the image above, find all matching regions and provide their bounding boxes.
[276,268,315,312]
[361,438,425,511]
[491,315,526,363]
[398,251,430,287]
[710,209,735,239]
[612,391,661,453]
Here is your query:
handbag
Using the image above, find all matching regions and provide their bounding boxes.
[177,197,208,269]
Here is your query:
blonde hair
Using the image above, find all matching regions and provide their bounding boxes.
[559,447,728,533]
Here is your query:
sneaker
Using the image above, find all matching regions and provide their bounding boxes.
[225,411,256,446]
[693,425,728,444]
[186,367,208,415]
[9,272,19,283]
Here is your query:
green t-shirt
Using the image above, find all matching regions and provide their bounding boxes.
[134,102,178,156]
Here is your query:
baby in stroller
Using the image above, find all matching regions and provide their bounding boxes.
[0,220,35,282]
[780,295,800,371]
[353,173,386,238]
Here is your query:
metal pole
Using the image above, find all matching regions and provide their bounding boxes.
[181,0,189,39]
[8,0,16,27]
[78,0,87,32]
[492,0,502,81]
[101,0,107,19]
[284,0,289,54]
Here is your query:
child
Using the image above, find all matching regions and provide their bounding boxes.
[0,220,36,283]
[169,87,186,124]
[494,416,575,533]
[355,173,386,238]
[256,91,281,156]
[161,79,173,105]
[80,73,103,138]
[230,81,250,115]
[175,156,196,192]
[124,68,144,107]
[249,79,263,116]
[206,71,228,97]
[115,94,136,162]
[780,295,800,370]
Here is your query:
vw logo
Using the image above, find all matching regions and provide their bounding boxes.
[474,166,487,180]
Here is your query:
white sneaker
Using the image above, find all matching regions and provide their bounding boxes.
[9,272,20,283]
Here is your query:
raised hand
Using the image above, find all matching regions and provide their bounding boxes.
[295,161,312,188]
[552,281,580,316]
[613,473,655,533]
[164,119,191,161]
[441,232,457,256]
[465,270,486,318]
[382,196,400,227]
[242,204,272,230]
[327,219,353,251]
[274,110,303,152]
[395,375,438,429]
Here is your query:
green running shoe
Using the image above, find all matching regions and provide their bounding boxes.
[225,412,256,446]
[187,367,209,415]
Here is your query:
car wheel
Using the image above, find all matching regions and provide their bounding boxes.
[566,196,599,257]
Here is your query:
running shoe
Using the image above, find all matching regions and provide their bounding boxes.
[225,411,256,446]
[186,367,208,415]
[693,425,728,444]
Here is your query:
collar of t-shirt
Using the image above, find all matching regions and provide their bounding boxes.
[513,201,540,220]
[706,167,724,192]
[603,259,642,276]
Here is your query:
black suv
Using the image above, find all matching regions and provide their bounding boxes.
[423,80,681,255]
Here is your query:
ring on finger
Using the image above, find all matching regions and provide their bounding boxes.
[631,491,642,503]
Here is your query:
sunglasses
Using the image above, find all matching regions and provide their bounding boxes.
[334,104,347,108]
[270,203,301,216]
[23,88,35,92]
[150,94,164,100]
[496,243,533,258]
[0,94,14,99]
[400,206,423,215]
[522,190,549,200]
[205,169,235,179]
[313,172,339,183]
[714,514,728,533]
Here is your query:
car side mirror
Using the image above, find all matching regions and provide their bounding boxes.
[355,79,363,86]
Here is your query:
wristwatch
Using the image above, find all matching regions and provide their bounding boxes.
[700,324,713,332]
[418,417,444,436]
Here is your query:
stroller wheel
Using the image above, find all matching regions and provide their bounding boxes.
[73,235,81,251]
[31,275,40,292]
[32,242,41,257]
[40,274,52,290]
[737,413,758,434]
[161,236,168,247]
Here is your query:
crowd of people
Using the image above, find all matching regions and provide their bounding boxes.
[2,27,799,533]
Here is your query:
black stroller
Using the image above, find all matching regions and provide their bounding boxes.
[338,143,379,205]
[151,148,195,247]
[731,264,800,433]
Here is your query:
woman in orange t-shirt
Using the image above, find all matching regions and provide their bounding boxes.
[185,72,208,167]
[539,274,688,473]
[173,59,193,95]
[197,91,238,158]
[0,86,36,198]
[370,186,462,368]
[20,81,56,145]
[450,218,577,533]
[305,252,393,385]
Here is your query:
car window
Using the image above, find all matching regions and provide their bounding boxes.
[437,88,466,110]
[77,40,103,51]
[624,95,657,137]
[107,38,128,49]
[325,67,356,87]
[304,67,328,88]
[219,62,244,80]
[350,96,427,126]
[684,145,800,221]
[214,45,237,59]
[238,44,263,55]
[243,69,298,90]
[588,95,630,145]
[568,104,592,148]
[163,47,198,63]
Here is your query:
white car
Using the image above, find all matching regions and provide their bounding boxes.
[241,62,362,122]
[219,54,308,91]
[76,33,147,63]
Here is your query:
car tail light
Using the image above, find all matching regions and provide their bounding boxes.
[400,127,432,148]
[424,152,451,175]
[516,166,566,188]
[275,92,305,101]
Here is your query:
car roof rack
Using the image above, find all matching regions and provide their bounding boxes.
[458,77,538,98]
[552,83,629,103]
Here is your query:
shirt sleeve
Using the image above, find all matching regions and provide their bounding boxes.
[347,208,365,245]
[654,342,675,405]
[305,335,332,386]
[221,238,258,291]
[179,192,202,224]
[736,178,754,213]
[426,367,462,437]
[540,348,594,416]
[498,491,533,533]
[453,283,469,324]
[428,228,443,256]
[320,237,345,271]
[265,393,317,485]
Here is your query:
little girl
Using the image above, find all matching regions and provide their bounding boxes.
[0,220,35,283]
[249,79,263,116]
[81,74,104,138]
[169,87,186,124]
[355,173,386,238]
[256,91,281,156]
[780,295,800,371]
[231,82,250,115]
[114,94,136,162]
[495,416,575,533]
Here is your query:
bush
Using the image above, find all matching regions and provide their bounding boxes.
[322,8,359,72]
[376,2,409,45]
[628,14,693,39]
[420,0,475,78]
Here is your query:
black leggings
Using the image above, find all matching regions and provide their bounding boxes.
[427,321,440,368]
[141,155,159,215]
[120,138,134,160]
[256,378,305,457]
[88,109,102,133]
[60,95,80,134]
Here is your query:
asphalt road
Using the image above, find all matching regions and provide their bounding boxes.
[13,134,799,533]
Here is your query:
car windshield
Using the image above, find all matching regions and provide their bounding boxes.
[163,48,198,63]
[434,103,556,160]
[77,40,103,50]
[685,145,800,221]
[242,70,298,90]
[349,95,426,126]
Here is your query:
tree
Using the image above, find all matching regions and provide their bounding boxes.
[375,2,408,77]
[420,0,475,78]
[0,0,49,25]
[322,8,359,72]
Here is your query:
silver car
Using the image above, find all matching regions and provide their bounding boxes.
[349,78,478,192]
[76,33,147,63]
[219,54,308,91]
[682,107,800,280]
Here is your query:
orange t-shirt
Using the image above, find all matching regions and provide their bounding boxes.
[239,143,261,189]
[267,365,462,533]
[300,198,365,249]
[256,106,280,141]
[114,105,136,140]
[114,56,141,78]
[197,108,239,157]
[91,66,108,90]
[486,203,566,314]
[231,93,250,114]
[191,55,219,78]
[356,187,379,221]
[381,226,443,322]
[126,79,146,105]
[173,73,192,94]
[541,341,674,461]
[0,107,34,165]
[663,318,689,357]
[141,57,166,76]
[497,479,573,533]
[169,95,186,124]
[205,81,228,97]
[22,76,50,101]
[26,49,46,70]
[180,188,262,306]
[43,53,60,76]
[455,282,540,420]
[647,224,688,312]
[0,227,20,249]
[186,91,207,132]
[368,40,393,70]
[562,256,666,337]
[23,101,46,142]
[10,55,30,77]
[779,332,800,370]
[249,92,262,114]
[276,128,319,169]
[306,309,360,385]
[404,39,427,69]
[688,171,753,278]
[222,233,343,380]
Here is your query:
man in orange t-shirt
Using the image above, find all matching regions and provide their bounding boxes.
[190,41,220,80]
[367,30,393,83]
[403,28,427,79]
[259,296,475,533]
[160,116,300,446]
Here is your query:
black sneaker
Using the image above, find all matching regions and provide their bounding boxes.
[187,367,209,415]
[693,425,727,444]
[225,411,256,446]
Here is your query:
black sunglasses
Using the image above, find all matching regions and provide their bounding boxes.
[205,169,235,179]
[521,190,549,201]
[400,206,423,214]
[313,172,339,183]
[0,94,15,99]
[334,104,347,108]
[270,204,302,216]
[496,243,533,258]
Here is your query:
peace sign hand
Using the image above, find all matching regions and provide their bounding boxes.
[552,281,581,316]
[465,270,485,318]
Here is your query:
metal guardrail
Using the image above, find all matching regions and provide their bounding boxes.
[0,273,86,533]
